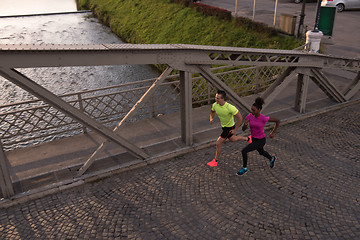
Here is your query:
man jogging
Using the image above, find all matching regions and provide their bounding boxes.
[207,90,251,167]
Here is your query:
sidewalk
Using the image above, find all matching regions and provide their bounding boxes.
[202,0,360,59]
[0,98,359,239]
[1,49,359,239]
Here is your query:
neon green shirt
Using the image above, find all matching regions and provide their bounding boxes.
[212,102,239,127]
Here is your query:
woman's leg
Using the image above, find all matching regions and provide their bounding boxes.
[256,138,272,161]
[241,138,266,168]
[257,147,272,161]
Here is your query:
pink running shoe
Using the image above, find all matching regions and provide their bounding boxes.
[247,135,252,143]
[207,159,218,167]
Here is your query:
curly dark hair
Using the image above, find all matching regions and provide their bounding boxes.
[253,97,265,110]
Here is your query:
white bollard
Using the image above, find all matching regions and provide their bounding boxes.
[305,30,323,53]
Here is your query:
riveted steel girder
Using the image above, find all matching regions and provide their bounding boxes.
[0,44,359,71]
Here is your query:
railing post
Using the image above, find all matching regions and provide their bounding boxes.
[151,95,156,117]
[77,93,87,134]
[180,71,193,146]
[207,80,211,105]
[255,66,260,89]
[0,141,14,198]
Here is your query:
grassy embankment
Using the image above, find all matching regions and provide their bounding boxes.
[77,0,302,102]
[77,0,302,49]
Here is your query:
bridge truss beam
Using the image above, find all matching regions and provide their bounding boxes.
[76,67,173,177]
[0,44,359,195]
[0,67,149,161]
[0,44,359,71]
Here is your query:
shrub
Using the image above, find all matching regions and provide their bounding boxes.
[193,3,231,21]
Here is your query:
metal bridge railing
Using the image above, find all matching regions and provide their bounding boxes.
[0,65,283,151]
[0,43,359,198]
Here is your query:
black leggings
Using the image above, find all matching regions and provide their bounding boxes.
[241,137,272,168]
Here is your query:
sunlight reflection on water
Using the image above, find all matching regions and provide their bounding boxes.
[0,0,77,17]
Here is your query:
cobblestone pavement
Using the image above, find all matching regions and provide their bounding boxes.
[0,103,359,239]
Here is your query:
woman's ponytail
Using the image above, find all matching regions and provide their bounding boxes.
[253,97,265,110]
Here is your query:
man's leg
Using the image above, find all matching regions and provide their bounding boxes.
[229,135,249,142]
[215,137,226,160]
[207,137,226,167]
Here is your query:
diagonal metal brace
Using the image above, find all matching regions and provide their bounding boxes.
[76,67,174,176]
[0,67,149,160]
[310,68,346,103]
[196,65,251,113]
[343,72,360,101]
[260,67,297,112]
[261,67,296,100]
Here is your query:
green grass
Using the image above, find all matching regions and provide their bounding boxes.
[77,0,302,49]
[76,0,302,104]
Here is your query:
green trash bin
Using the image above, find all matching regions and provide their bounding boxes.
[318,6,336,36]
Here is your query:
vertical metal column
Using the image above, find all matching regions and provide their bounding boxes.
[294,73,310,113]
[0,141,14,198]
[180,71,193,146]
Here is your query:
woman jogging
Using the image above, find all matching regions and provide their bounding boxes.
[237,97,280,176]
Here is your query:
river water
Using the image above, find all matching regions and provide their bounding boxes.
[0,0,77,17]
[0,3,160,105]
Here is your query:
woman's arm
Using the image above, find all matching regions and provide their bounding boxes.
[268,117,280,138]
[242,119,249,131]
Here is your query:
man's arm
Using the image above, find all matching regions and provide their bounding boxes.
[210,110,216,124]
[230,111,243,134]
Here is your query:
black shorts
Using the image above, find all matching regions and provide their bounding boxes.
[220,126,235,139]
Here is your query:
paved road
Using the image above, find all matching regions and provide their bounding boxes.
[202,0,360,58]
[1,102,359,239]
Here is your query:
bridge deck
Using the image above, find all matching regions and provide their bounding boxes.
[1,90,359,240]
[0,44,359,199]
[5,80,359,196]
